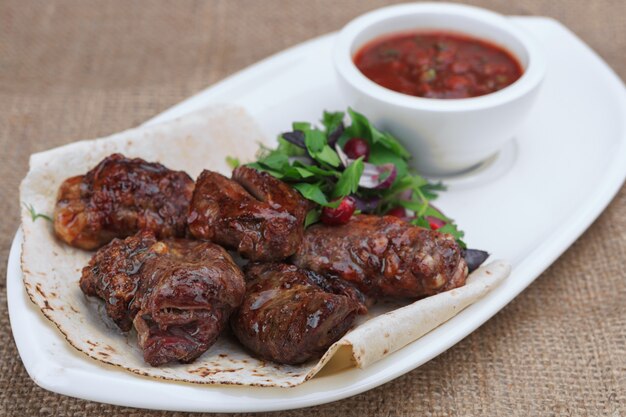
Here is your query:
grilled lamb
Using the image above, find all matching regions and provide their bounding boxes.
[54,153,194,250]
[187,166,309,261]
[292,214,468,299]
[80,231,245,366]
[230,263,364,365]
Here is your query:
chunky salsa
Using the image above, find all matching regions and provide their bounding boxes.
[354,31,523,99]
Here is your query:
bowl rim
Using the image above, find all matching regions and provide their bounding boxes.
[333,2,546,112]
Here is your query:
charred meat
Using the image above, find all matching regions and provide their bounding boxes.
[292,214,468,299]
[187,166,308,261]
[80,231,245,366]
[55,153,194,250]
[133,238,245,366]
[80,230,160,331]
[231,263,363,365]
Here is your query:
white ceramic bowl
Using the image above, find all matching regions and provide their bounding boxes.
[333,2,546,176]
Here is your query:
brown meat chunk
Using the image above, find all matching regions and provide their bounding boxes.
[54,153,194,250]
[133,238,245,366]
[80,230,161,331]
[80,231,245,366]
[187,166,308,261]
[230,263,362,365]
[292,214,468,299]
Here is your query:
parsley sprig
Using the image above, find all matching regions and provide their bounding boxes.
[23,203,53,223]
[241,108,466,246]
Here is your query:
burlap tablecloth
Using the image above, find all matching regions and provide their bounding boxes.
[1,1,624,415]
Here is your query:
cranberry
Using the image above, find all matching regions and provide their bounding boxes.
[426,216,446,230]
[386,206,407,218]
[343,138,370,161]
[321,196,356,225]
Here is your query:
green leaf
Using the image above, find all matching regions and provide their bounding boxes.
[346,108,411,158]
[257,152,289,170]
[225,156,240,170]
[438,223,467,249]
[421,182,446,200]
[397,199,428,213]
[293,121,312,131]
[293,183,340,207]
[333,157,364,198]
[304,209,321,227]
[411,216,432,229]
[292,161,337,177]
[246,162,285,178]
[322,111,344,133]
[294,167,316,178]
[422,205,451,222]
[315,145,341,167]
[368,143,408,180]
[304,129,326,154]
[276,137,306,157]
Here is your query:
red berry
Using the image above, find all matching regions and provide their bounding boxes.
[426,216,446,230]
[321,196,356,225]
[386,206,407,218]
[343,138,370,161]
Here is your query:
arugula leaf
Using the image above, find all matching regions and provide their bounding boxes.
[333,157,364,198]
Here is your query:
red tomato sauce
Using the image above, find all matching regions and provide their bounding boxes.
[354,31,523,99]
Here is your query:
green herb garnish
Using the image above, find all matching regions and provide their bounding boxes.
[226,156,241,169]
[227,108,466,246]
[23,203,53,223]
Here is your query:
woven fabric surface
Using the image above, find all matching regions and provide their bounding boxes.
[1,0,625,415]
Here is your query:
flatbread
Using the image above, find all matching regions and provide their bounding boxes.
[19,105,511,387]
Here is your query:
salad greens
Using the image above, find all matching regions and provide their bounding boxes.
[243,108,466,247]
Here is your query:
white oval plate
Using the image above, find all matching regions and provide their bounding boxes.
[7,17,626,413]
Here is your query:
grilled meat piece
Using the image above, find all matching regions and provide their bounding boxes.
[80,230,160,331]
[292,214,468,299]
[187,166,308,261]
[80,231,245,366]
[231,263,363,365]
[133,238,245,366]
[54,153,194,250]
